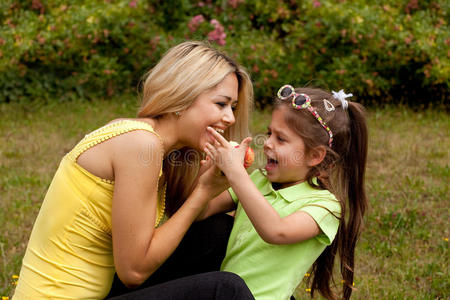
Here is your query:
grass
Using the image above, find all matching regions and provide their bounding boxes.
[1,98,448,299]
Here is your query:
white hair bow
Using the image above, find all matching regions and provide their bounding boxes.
[332,90,352,110]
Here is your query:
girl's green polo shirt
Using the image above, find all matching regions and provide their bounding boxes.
[221,169,340,300]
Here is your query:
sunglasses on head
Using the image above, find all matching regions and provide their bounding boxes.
[277,84,333,147]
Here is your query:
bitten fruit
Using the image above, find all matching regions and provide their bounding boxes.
[229,141,255,169]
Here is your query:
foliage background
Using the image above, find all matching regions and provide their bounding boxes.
[0,0,449,106]
[0,0,449,299]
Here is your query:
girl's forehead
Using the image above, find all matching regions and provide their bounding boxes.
[269,113,288,132]
[270,106,289,125]
[270,107,302,137]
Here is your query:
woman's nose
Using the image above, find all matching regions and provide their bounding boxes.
[222,106,235,126]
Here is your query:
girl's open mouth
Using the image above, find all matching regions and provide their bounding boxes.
[265,158,278,171]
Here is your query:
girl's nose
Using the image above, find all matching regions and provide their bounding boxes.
[263,137,273,150]
[222,106,235,126]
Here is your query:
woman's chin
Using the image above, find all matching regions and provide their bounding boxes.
[197,140,208,153]
[199,133,215,149]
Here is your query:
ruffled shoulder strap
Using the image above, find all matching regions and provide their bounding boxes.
[68,119,163,174]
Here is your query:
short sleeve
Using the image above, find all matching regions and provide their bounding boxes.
[301,198,341,245]
[228,187,239,204]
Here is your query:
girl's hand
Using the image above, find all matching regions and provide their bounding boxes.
[204,127,252,176]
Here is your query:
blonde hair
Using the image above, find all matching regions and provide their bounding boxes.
[138,41,253,215]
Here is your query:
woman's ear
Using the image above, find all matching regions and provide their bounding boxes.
[306,145,326,167]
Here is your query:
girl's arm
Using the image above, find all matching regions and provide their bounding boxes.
[112,131,227,287]
[204,127,320,245]
[225,167,320,244]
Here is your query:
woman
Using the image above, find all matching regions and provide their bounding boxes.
[13,41,254,299]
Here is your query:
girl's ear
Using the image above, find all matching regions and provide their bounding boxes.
[306,145,326,167]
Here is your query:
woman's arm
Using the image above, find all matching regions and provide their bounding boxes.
[196,190,236,221]
[111,131,226,287]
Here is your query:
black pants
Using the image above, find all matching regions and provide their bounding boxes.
[106,214,255,299]
[108,271,254,300]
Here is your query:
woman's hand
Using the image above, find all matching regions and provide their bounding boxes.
[196,155,230,200]
[204,127,252,176]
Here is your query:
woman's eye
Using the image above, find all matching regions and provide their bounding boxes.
[277,136,285,142]
[231,105,237,111]
[266,131,271,136]
[216,102,227,108]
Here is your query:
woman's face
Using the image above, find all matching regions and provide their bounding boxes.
[179,73,239,151]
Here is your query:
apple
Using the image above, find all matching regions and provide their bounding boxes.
[229,141,255,169]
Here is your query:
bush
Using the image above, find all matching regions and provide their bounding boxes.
[0,0,169,101]
[0,0,448,107]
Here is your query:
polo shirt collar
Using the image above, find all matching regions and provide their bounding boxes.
[258,173,274,197]
[277,182,313,202]
[258,170,317,202]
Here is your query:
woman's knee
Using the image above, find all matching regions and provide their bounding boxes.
[214,272,253,299]
[217,271,245,285]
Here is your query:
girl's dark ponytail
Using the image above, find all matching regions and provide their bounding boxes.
[307,101,368,300]
[339,102,368,299]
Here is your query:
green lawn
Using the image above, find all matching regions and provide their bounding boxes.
[0,98,448,299]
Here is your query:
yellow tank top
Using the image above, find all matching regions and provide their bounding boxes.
[13,120,166,300]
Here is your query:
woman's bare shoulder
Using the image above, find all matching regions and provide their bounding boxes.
[109,129,164,169]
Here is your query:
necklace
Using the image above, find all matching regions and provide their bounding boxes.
[155,183,166,227]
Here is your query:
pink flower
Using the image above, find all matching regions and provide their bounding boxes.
[188,14,205,32]
[129,0,137,8]
[270,69,278,79]
[228,0,242,9]
[404,36,413,44]
[208,19,226,45]
[313,0,321,8]
[31,0,44,13]
[210,19,219,27]
[149,36,160,50]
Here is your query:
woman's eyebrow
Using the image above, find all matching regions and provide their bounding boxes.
[217,95,238,103]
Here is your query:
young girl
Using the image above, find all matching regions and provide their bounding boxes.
[203,85,368,300]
